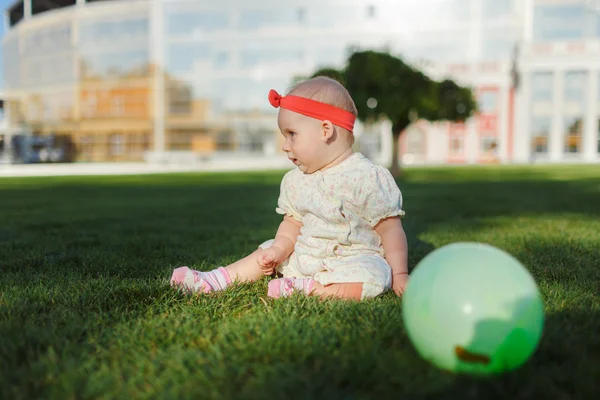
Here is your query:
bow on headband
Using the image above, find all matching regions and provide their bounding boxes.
[268,89,356,133]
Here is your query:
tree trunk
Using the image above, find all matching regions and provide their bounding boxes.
[390,131,402,178]
[389,120,409,179]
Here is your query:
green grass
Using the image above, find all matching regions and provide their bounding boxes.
[1,164,599,399]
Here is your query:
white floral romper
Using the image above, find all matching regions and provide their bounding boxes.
[259,153,405,299]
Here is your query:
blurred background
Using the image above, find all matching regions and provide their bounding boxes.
[1,0,599,169]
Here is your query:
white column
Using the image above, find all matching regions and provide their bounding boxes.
[550,69,564,162]
[76,0,86,5]
[583,70,598,162]
[513,69,531,163]
[24,0,31,19]
[150,0,165,156]
[523,0,535,43]
[497,84,510,163]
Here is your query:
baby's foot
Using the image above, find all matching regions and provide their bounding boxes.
[267,278,315,299]
[170,266,231,293]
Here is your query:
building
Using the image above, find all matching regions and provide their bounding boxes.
[1,0,600,165]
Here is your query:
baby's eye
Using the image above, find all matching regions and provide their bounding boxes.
[289,131,296,137]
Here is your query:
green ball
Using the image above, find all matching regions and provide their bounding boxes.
[402,242,545,376]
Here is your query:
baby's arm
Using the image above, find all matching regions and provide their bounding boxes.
[257,215,302,274]
[272,215,302,257]
[375,216,408,296]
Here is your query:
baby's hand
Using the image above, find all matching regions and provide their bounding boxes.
[257,246,286,275]
[392,272,409,297]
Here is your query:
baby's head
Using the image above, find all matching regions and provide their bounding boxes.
[271,76,358,174]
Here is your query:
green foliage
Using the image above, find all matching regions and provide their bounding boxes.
[310,67,346,86]
[311,50,477,134]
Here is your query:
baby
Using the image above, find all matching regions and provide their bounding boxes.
[170,76,409,300]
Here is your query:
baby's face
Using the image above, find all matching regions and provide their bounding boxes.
[277,109,328,174]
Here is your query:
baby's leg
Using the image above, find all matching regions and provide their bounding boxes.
[224,250,266,282]
[267,278,363,300]
[311,282,364,300]
[170,249,266,293]
[267,254,389,300]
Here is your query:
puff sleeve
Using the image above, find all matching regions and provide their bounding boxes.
[275,170,303,222]
[356,166,405,227]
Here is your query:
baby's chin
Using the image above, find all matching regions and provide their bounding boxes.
[297,164,321,174]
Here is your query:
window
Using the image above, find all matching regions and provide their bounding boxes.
[109,134,125,156]
[166,11,229,35]
[79,17,148,47]
[564,71,587,104]
[213,51,229,69]
[2,36,20,90]
[450,137,464,154]
[405,32,471,63]
[32,0,75,16]
[216,131,233,151]
[82,94,97,118]
[564,117,583,153]
[563,71,587,155]
[239,46,305,68]
[8,1,24,27]
[483,0,514,20]
[23,24,72,56]
[533,4,588,42]
[112,96,124,116]
[80,135,94,160]
[309,5,360,27]
[481,136,498,152]
[240,9,304,30]
[478,90,498,114]
[531,117,550,154]
[168,84,193,115]
[531,72,554,103]
[166,42,211,74]
[81,49,149,79]
[481,29,517,61]
[237,133,264,153]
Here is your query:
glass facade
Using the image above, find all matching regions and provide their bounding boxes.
[2,0,598,164]
[533,0,600,42]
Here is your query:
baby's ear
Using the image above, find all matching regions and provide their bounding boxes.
[321,120,335,142]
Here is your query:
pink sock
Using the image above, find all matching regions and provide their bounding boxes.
[267,278,315,299]
[170,266,232,293]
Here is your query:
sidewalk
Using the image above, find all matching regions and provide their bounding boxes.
[0,156,293,178]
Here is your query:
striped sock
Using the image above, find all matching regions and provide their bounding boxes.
[170,266,232,293]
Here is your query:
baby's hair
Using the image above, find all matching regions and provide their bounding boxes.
[287,76,358,144]
[287,76,358,117]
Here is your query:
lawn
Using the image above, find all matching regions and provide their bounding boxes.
[1,164,599,399]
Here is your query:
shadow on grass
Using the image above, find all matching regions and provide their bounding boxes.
[0,169,599,397]
[3,171,599,274]
[418,309,600,400]
[405,239,600,399]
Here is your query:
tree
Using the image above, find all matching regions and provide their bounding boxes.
[311,50,477,177]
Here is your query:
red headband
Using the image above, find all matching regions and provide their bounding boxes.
[268,89,356,133]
